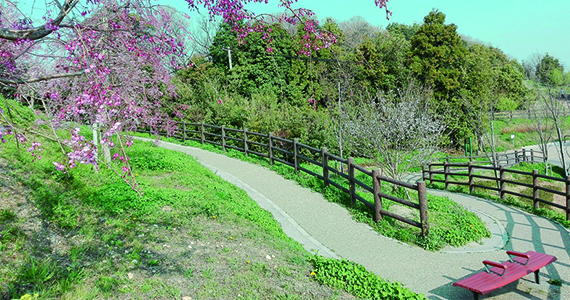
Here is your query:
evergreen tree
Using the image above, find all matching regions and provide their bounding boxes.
[409,10,468,143]
[536,53,564,86]
[210,22,294,98]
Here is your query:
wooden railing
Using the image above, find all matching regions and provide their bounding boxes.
[422,162,570,220]
[493,107,570,120]
[439,149,546,167]
[493,110,540,120]
[139,122,429,236]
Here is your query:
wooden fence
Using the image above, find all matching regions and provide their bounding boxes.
[139,122,429,236]
[493,107,570,120]
[422,162,570,220]
[439,149,546,167]
[493,110,539,120]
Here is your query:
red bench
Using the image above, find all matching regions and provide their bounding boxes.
[453,251,557,300]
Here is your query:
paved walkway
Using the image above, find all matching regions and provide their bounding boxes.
[145,139,569,300]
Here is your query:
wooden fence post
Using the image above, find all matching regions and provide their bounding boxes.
[268,132,274,165]
[201,122,205,144]
[372,169,382,222]
[183,121,187,142]
[444,161,449,190]
[531,149,534,163]
[468,162,474,193]
[566,176,570,221]
[244,127,249,155]
[499,165,505,199]
[221,125,226,151]
[322,148,329,188]
[348,157,356,206]
[429,164,433,183]
[514,150,519,164]
[522,149,526,162]
[417,181,429,236]
[533,169,539,209]
[293,138,299,172]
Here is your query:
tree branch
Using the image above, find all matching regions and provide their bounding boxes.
[0,0,79,41]
[0,71,84,84]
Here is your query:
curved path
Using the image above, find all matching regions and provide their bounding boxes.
[147,139,569,300]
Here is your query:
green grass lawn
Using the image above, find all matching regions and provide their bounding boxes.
[0,138,426,299]
[0,99,426,299]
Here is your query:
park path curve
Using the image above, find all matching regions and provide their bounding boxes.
[143,138,570,300]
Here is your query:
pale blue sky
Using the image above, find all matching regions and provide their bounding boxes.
[163,0,570,68]
[17,0,570,67]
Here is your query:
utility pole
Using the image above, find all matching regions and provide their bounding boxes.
[223,47,233,70]
[338,82,343,172]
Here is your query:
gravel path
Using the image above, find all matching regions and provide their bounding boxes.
[143,138,570,300]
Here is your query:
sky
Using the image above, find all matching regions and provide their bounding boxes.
[162,0,570,68]
[16,0,570,68]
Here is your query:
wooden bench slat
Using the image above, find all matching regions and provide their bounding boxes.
[454,263,529,295]
[453,251,557,299]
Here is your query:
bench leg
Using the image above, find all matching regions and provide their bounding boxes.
[472,291,480,300]
[534,270,540,284]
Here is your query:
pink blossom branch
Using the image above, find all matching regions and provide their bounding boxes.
[0,0,79,41]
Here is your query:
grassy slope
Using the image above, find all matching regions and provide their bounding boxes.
[0,101,425,300]
[491,116,570,152]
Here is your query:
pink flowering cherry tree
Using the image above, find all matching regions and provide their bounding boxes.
[0,0,390,193]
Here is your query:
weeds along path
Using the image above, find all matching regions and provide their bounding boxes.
[141,138,570,300]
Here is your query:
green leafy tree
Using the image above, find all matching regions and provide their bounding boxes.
[463,45,527,108]
[386,22,420,41]
[355,31,411,92]
[461,44,529,152]
[536,53,564,86]
[408,9,468,142]
[210,22,294,99]
[171,55,227,121]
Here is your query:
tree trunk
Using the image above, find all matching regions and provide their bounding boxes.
[556,126,568,175]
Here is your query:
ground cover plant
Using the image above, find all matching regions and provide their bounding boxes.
[136,132,491,252]
[0,124,425,299]
[309,256,426,300]
[426,162,570,228]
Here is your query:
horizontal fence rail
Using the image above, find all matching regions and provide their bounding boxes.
[423,162,570,220]
[138,122,429,236]
[492,109,546,120]
[439,149,546,167]
[493,110,535,120]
